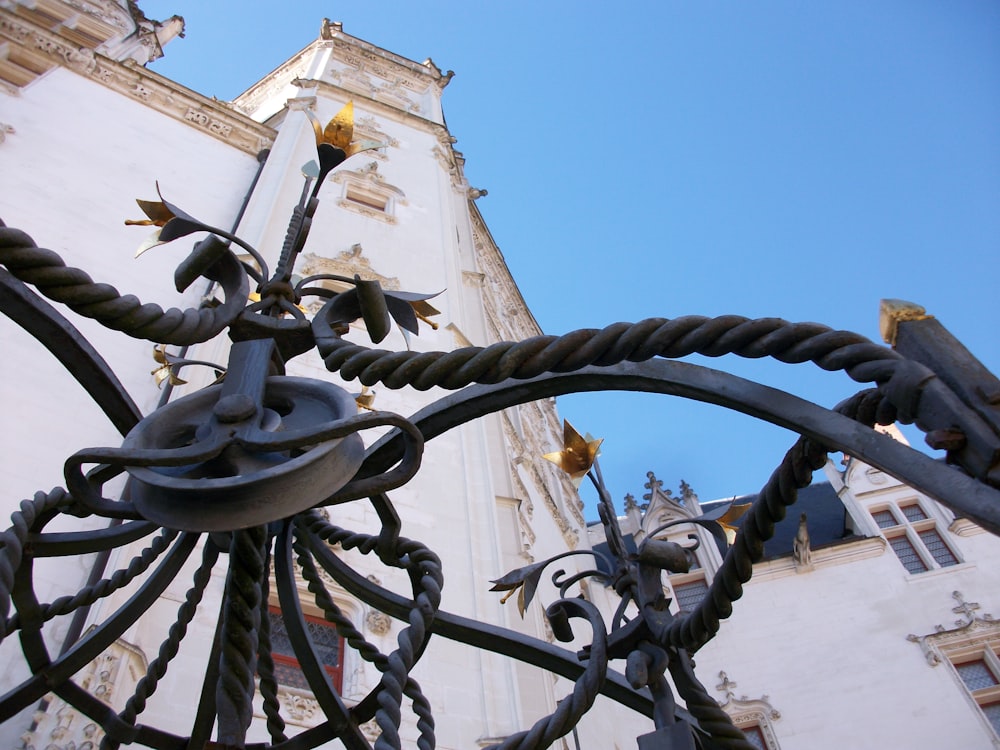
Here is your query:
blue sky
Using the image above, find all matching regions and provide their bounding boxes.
[140,1,1000,517]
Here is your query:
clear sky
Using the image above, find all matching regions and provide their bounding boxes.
[139,1,1000,518]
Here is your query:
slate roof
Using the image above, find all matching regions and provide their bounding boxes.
[589,481,866,570]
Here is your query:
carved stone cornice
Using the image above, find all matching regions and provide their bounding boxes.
[231,48,315,116]
[63,0,134,34]
[0,7,276,155]
[0,7,99,73]
[88,59,275,154]
[749,536,886,582]
[271,75,450,138]
[323,28,445,89]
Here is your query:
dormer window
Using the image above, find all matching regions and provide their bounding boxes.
[871,501,959,574]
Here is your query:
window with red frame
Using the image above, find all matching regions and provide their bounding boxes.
[267,607,344,692]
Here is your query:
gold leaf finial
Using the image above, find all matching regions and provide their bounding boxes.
[542,420,603,488]
[324,101,354,150]
[305,101,384,159]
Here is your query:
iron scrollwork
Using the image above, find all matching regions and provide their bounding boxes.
[2,100,1000,750]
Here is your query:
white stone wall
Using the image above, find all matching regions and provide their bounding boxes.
[7,12,1000,750]
[0,19,614,750]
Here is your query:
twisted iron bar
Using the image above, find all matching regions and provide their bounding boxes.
[668,389,898,653]
[315,315,908,392]
[0,224,247,346]
[0,488,72,643]
[294,534,435,750]
[5,528,179,633]
[100,539,220,750]
[298,512,443,750]
[668,650,754,750]
[257,542,289,745]
[217,525,268,746]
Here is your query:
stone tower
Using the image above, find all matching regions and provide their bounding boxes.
[1,8,612,748]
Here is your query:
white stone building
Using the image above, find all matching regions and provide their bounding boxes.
[2,3,1000,749]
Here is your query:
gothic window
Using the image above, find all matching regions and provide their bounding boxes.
[671,576,709,614]
[949,646,1000,736]
[740,724,769,749]
[870,501,959,574]
[715,671,782,749]
[267,607,344,692]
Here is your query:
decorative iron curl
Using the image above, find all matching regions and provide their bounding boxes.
[315,315,909,392]
[668,389,898,652]
[0,222,248,346]
[294,533,435,750]
[297,511,443,750]
[0,487,72,643]
[485,598,609,750]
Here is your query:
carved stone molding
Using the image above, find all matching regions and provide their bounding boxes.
[330,162,405,223]
[715,671,782,748]
[0,8,275,155]
[258,687,320,727]
[950,517,987,537]
[365,609,392,635]
[300,248,400,292]
[233,47,315,117]
[499,400,582,548]
[328,37,438,93]
[0,8,97,74]
[77,0,133,31]
[19,637,147,749]
[360,717,382,742]
[908,590,998,667]
[471,212,541,345]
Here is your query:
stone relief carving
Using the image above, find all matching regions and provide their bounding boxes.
[327,65,376,98]
[360,718,382,742]
[715,671,782,747]
[792,512,813,572]
[908,590,997,667]
[19,638,147,749]
[0,121,14,144]
[366,609,392,635]
[282,690,320,723]
[865,466,888,485]
[300,247,401,292]
[286,94,316,112]
[500,401,579,547]
[63,0,134,34]
[182,107,233,136]
[374,78,420,113]
[329,40,436,93]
